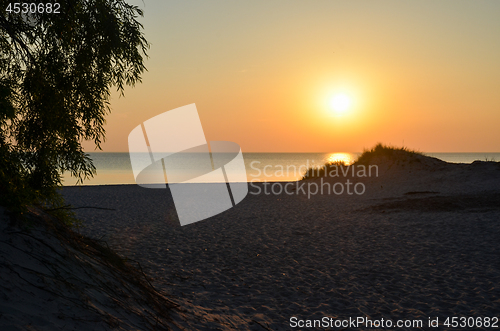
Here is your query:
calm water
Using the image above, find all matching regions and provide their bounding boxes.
[61,152,500,186]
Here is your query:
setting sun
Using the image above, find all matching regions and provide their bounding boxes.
[327,152,355,165]
[329,94,352,116]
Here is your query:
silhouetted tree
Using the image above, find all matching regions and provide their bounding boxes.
[0,0,148,217]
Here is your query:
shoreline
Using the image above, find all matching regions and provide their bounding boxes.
[62,156,500,187]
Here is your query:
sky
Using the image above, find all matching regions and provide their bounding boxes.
[83,0,500,153]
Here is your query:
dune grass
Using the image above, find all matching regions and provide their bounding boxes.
[355,143,424,165]
[301,143,424,180]
[300,160,347,180]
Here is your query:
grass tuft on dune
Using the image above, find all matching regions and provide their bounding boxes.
[301,143,425,180]
[355,143,424,165]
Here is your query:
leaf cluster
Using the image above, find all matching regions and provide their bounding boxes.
[0,0,148,222]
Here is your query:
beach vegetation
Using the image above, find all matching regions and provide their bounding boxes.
[301,160,346,180]
[354,143,424,165]
[0,1,148,223]
[301,143,422,180]
[301,161,378,181]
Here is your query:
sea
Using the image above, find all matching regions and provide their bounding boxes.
[61,152,500,186]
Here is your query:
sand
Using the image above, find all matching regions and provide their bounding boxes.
[56,158,500,330]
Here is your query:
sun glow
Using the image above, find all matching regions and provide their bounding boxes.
[327,152,355,165]
[329,94,352,116]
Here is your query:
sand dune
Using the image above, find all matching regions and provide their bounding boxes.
[0,206,186,330]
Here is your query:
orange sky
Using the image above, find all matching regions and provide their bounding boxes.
[83,1,500,153]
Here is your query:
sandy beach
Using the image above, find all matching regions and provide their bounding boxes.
[59,157,500,330]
